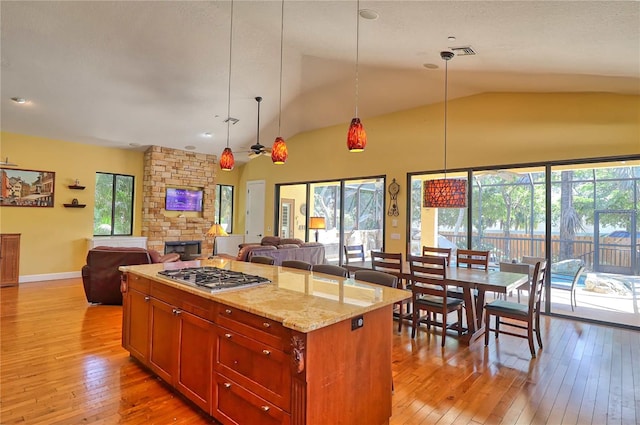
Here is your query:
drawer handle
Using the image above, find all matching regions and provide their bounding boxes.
[172,308,181,315]
[223,382,232,389]
[262,322,271,328]
[225,333,232,339]
[260,406,270,412]
[144,296,150,302]
[262,349,271,356]
[225,308,232,314]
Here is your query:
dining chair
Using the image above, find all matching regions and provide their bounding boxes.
[422,246,452,265]
[550,265,585,311]
[353,270,397,288]
[484,260,548,357]
[281,260,313,271]
[312,264,349,278]
[250,256,276,265]
[408,255,464,346]
[343,244,365,264]
[499,262,531,302]
[371,251,410,332]
[456,249,490,270]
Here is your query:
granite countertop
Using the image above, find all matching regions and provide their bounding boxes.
[120,258,411,333]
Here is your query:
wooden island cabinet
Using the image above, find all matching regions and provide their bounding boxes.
[120,259,409,425]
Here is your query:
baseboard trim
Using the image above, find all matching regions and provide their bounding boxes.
[20,271,82,283]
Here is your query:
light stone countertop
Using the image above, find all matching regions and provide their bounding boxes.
[120,258,411,333]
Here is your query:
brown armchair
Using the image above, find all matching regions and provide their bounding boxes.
[81,246,179,305]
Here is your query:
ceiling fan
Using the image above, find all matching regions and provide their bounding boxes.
[247,96,272,159]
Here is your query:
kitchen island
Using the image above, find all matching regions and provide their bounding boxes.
[120,258,410,425]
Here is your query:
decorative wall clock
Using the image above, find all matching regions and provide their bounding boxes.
[387,178,399,216]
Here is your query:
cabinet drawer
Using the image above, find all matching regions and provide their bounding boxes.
[127,273,150,293]
[217,305,288,350]
[215,326,290,409]
[214,374,290,425]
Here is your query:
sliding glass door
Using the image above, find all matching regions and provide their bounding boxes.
[277,176,385,265]
[549,161,640,327]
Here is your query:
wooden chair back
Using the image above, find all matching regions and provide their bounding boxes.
[408,255,447,297]
[281,260,313,271]
[456,249,490,270]
[528,260,548,316]
[250,256,275,265]
[313,264,349,278]
[421,246,452,265]
[371,251,403,280]
[343,244,365,264]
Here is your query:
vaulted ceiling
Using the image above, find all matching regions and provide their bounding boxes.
[2,1,638,164]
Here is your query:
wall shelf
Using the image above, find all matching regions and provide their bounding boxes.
[64,204,86,208]
[68,185,85,190]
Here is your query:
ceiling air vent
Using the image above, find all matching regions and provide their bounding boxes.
[450,46,476,56]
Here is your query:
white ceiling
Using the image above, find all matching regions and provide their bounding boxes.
[2,1,639,164]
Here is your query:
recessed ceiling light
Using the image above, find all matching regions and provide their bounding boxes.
[423,63,439,70]
[203,132,213,138]
[129,143,141,147]
[448,36,456,42]
[185,145,196,150]
[11,97,26,104]
[359,9,379,20]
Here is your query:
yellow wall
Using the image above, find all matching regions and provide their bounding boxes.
[0,132,145,276]
[1,92,638,278]
[235,92,640,254]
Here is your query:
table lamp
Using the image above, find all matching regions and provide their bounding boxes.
[308,217,326,243]
[206,223,228,256]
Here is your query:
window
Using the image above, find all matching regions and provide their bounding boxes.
[215,184,234,233]
[93,172,134,236]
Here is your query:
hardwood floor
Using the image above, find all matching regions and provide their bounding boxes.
[1,278,639,425]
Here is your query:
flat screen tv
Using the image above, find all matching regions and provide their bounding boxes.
[165,187,204,212]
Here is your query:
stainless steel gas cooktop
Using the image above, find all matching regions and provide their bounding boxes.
[158,266,271,293]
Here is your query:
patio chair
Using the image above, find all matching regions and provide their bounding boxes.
[550,265,585,312]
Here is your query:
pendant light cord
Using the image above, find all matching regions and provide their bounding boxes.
[225,0,234,149]
[443,55,448,179]
[354,0,360,117]
[277,0,284,135]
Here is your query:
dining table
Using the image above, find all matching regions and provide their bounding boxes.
[343,260,530,344]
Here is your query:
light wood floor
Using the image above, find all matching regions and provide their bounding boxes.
[1,278,639,425]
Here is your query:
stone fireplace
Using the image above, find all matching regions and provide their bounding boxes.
[142,146,217,255]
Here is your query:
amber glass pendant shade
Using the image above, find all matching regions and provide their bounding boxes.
[271,137,288,164]
[347,118,367,152]
[423,178,467,208]
[219,147,235,171]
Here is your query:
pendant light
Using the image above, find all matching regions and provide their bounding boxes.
[219,0,235,171]
[271,0,288,165]
[423,51,467,208]
[346,0,367,152]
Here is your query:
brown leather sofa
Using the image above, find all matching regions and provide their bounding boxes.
[81,246,180,305]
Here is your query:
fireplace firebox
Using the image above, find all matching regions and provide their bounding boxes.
[164,240,202,261]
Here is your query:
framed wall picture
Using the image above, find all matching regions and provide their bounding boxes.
[0,168,55,207]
